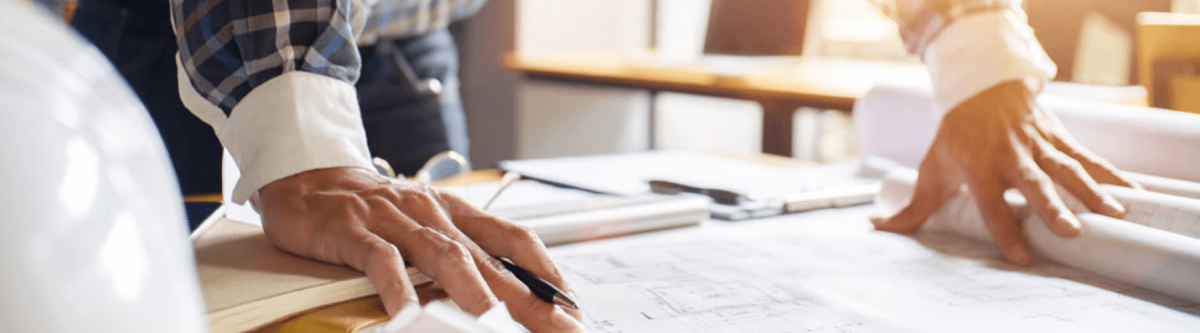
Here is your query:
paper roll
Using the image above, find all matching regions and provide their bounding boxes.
[854,85,1200,183]
[878,170,1200,304]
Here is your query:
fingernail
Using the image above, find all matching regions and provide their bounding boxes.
[1102,197,1125,217]
[868,216,887,228]
[1007,243,1031,265]
[1058,211,1082,232]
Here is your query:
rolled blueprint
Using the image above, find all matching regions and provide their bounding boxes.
[854,85,1200,183]
[879,170,1200,304]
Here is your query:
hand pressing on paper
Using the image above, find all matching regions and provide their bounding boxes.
[870,81,1140,265]
[253,167,583,332]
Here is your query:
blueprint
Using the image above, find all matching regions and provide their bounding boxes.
[1105,185,1200,239]
[548,207,1200,332]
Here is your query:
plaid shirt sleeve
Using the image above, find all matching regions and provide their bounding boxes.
[170,0,487,114]
[873,0,1021,56]
[168,0,486,203]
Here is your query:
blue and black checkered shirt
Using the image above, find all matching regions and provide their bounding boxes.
[169,0,486,114]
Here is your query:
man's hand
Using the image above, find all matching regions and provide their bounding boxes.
[254,167,582,332]
[871,81,1139,265]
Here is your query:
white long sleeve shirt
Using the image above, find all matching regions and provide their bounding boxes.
[876,0,1058,115]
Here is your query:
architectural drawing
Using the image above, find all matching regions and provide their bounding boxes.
[550,208,1200,332]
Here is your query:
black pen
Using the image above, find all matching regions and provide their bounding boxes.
[496,257,579,310]
[482,174,579,310]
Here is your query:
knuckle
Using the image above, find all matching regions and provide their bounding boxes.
[1057,157,1087,175]
[415,228,472,265]
[444,241,473,264]
[518,294,546,321]
[377,278,411,299]
[1039,198,1065,213]
[469,290,498,310]
[413,226,448,245]
[416,192,443,208]
[507,224,543,244]
[896,205,923,220]
[1016,164,1048,184]
[363,240,402,263]
[351,240,401,274]
[409,227,479,277]
[364,195,394,209]
[397,188,441,208]
[1034,151,1059,168]
[409,182,438,197]
[378,187,405,202]
[432,187,465,204]
[1038,150,1084,175]
[482,257,512,277]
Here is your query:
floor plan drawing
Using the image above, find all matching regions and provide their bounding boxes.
[551,207,1200,333]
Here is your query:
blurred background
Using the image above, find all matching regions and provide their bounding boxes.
[452,0,1200,169]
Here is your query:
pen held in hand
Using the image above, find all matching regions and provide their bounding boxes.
[496,257,579,310]
[482,174,580,310]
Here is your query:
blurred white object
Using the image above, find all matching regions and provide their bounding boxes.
[654,92,761,155]
[516,80,650,159]
[654,0,712,64]
[0,1,208,332]
[803,0,910,60]
[365,302,521,333]
[854,84,1200,183]
[222,150,262,224]
[851,84,939,168]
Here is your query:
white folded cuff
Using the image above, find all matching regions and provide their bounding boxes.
[176,63,373,204]
[922,10,1058,116]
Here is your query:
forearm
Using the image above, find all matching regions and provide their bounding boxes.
[170,0,373,204]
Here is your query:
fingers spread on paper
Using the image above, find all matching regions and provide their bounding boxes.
[871,155,961,233]
[255,167,583,332]
[967,176,1032,266]
[879,81,1135,266]
[436,192,582,320]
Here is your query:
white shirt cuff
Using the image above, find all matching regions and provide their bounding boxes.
[922,10,1058,116]
[176,64,373,204]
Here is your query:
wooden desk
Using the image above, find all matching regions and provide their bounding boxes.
[503,51,931,156]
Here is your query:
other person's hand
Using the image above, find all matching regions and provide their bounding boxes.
[871,81,1139,265]
[254,167,582,332]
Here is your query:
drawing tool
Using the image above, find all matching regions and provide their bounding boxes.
[496,257,579,310]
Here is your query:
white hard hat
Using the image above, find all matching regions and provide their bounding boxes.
[0,1,208,331]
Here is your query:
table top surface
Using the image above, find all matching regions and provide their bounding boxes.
[503,51,933,109]
[504,51,1152,109]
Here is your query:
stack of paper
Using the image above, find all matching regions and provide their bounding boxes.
[499,151,878,220]
[192,218,430,332]
[440,179,711,245]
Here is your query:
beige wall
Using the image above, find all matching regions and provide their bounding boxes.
[512,0,654,159]
[455,0,519,168]
[516,0,652,55]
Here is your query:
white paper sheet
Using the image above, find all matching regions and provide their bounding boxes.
[438,180,710,245]
[439,180,599,211]
[549,207,1200,332]
[499,151,873,198]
